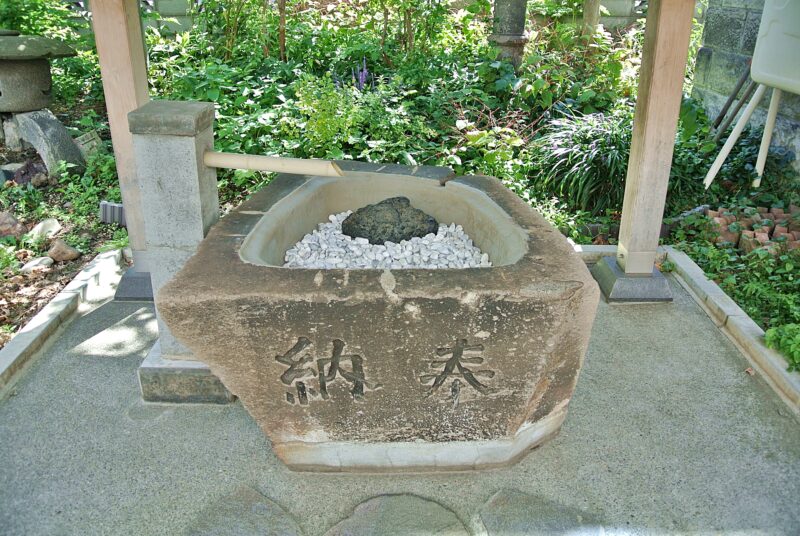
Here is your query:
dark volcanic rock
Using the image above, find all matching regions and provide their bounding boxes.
[341,196,438,245]
[11,158,47,186]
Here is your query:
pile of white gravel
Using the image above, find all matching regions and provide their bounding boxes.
[283,210,492,269]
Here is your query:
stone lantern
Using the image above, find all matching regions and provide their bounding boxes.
[0,30,76,113]
[489,0,529,68]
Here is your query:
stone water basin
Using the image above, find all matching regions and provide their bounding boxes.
[158,162,599,472]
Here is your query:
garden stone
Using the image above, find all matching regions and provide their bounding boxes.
[0,211,27,238]
[47,238,80,262]
[27,218,61,240]
[2,117,23,150]
[11,159,47,185]
[0,35,76,61]
[0,59,52,112]
[20,256,53,273]
[284,210,490,269]
[14,110,85,174]
[182,486,303,536]
[323,494,468,536]
[30,172,48,188]
[1,163,23,181]
[475,489,606,535]
[341,196,438,245]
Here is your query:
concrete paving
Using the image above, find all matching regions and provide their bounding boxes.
[1,276,799,535]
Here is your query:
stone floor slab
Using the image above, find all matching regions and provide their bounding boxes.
[475,489,605,535]
[183,486,303,536]
[114,268,154,301]
[323,494,468,536]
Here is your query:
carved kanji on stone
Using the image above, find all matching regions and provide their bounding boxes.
[275,337,376,404]
[317,339,369,400]
[275,337,317,405]
[421,339,495,399]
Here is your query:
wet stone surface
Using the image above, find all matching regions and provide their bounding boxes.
[475,489,606,535]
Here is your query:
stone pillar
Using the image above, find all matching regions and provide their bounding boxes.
[490,0,529,67]
[129,100,231,403]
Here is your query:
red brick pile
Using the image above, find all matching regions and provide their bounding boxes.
[707,205,800,254]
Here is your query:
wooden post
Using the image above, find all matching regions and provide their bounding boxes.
[582,0,601,36]
[91,0,149,267]
[616,0,694,275]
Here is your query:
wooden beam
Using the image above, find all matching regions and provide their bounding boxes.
[91,0,149,263]
[616,0,694,275]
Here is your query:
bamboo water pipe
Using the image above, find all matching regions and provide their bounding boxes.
[204,151,343,177]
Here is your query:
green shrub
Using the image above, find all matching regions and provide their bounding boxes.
[765,324,800,372]
[0,0,78,36]
[515,23,635,115]
[526,105,633,215]
[528,0,583,19]
[524,96,799,217]
[57,147,121,219]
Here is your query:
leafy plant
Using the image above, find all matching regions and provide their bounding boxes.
[524,95,798,217]
[766,324,800,372]
[526,104,633,215]
[97,227,129,252]
[528,0,583,20]
[56,149,121,219]
[678,241,800,331]
[0,243,18,277]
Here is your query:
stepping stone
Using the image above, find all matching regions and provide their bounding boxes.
[475,489,605,535]
[183,486,303,536]
[324,494,468,536]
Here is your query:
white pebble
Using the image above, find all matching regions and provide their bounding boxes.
[282,211,492,270]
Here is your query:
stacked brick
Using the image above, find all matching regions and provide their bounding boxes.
[707,204,800,253]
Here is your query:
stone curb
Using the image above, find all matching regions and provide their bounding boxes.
[0,250,123,395]
[664,246,800,413]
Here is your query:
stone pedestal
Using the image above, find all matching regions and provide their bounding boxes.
[128,100,230,402]
[0,59,52,112]
[590,255,672,302]
[0,34,75,113]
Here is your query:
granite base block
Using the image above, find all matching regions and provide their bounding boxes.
[591,255,672,303]
[114,269,154,302]
[138,340,233,404]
